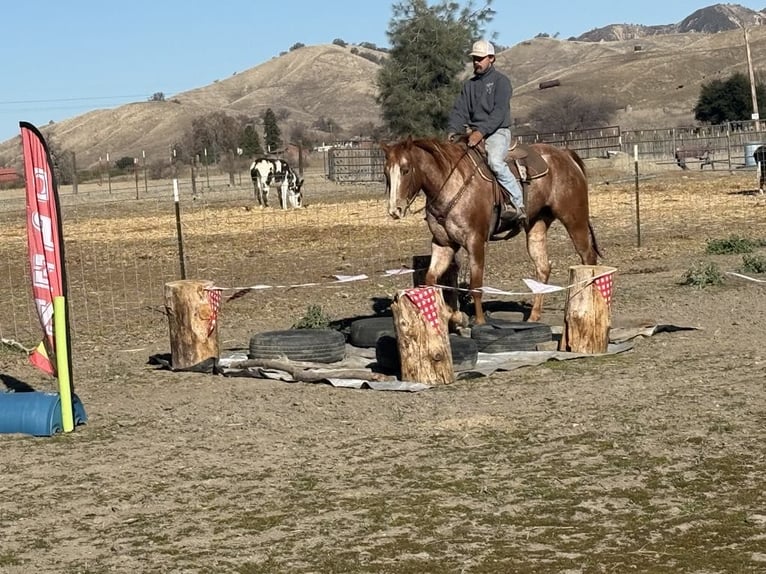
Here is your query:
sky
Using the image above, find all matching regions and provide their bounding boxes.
[2,0,765,141]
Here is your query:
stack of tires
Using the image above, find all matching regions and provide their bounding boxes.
[248,329,347,363]
[348,316,479,374]
[470,319,553,353]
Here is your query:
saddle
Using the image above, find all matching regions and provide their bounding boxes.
[463,139,549,240]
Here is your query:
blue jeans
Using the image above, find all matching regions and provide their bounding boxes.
[485,128,523,208]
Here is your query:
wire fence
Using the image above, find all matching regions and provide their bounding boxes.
[2,140,766,355]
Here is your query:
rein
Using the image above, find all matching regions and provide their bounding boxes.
[426,145,480,224]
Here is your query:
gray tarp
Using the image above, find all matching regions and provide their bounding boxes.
[217,323,697,392]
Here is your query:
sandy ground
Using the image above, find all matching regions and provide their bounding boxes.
[1,167,766,573]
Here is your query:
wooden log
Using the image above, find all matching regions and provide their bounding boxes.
[164,279,220,369]
[391,287,454,385]
[558,265,616,354]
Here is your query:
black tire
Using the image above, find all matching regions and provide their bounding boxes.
[471,321,552,353]
[349,316,396,348]
[375,334,478,372]
[248,329,346,363]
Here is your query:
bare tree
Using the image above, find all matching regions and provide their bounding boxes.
[526,92,619,133]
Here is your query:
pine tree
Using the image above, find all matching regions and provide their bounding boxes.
[240,123,264,157]
[377,0,495,137]
[262,108,282,152]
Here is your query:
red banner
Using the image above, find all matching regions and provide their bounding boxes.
[20,122,67,376]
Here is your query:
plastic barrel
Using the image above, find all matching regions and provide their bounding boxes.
[0,392,88,437]
[744,142,766,167]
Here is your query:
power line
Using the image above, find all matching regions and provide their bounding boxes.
[0,95,151,106]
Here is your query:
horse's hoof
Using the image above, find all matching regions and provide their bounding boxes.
[449,310,469,329]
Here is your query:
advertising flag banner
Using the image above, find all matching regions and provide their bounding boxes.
[20,122,69,377]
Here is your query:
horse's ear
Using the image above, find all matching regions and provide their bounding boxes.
[380,142,390,153]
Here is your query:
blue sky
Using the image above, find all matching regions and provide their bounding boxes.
[1,0,764,141]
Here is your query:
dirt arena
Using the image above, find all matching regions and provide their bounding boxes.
[1,165,766,573]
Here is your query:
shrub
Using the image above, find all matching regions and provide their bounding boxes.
[115,156,135,170]
[705,235,757,254]
[332,38,347,47]
[292,305,331,329]
[741,253,766,274]
[681,262,724,288]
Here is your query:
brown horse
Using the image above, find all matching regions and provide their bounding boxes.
[381,137,601,324]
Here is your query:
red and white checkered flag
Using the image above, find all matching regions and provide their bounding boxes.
[593,272,614,307]
[404,286,441,329]
[206,288,221,336]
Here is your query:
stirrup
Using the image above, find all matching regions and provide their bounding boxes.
[500,204,525,222]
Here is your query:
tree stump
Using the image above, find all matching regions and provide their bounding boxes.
[164,279,220,369]
[559,265,616,354]
[391,286,454,385]
[412,254,462,324]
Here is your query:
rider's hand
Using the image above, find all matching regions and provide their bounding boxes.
[447,132,458,143]
[467,130,484,147]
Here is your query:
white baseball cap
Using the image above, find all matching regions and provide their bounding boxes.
[469,39,495,58]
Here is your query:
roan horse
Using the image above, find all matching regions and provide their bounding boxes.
[381,137,601,324]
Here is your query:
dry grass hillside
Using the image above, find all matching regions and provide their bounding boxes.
[0,44,381,168]
[505,25,766,129]
[3,21,766,167]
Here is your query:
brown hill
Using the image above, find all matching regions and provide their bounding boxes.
[0,44,382,168]
[504,25,766,129]
[3,5,766,168]
[575,3,763,41]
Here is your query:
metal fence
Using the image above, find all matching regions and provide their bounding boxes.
[3,127,766,353]
[327,146,385,182]
[322,120,766,182]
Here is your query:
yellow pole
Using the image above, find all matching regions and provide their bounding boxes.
[53,296,74,432]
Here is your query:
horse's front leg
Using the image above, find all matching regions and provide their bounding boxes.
[425,243,466,328]
[466,239,487,325]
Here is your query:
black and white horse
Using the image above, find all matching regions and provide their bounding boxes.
[249,158,304,208]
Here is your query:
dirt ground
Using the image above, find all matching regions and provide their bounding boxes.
[1,166,766,573]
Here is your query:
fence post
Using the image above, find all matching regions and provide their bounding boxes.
[71,151,78,195]
[633,145,641,248]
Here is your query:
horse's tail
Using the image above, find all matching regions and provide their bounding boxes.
[566,148,587,177]
[566,149,603,259]
[588,220,603,259]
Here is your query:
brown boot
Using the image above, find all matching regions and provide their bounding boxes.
[500,204,526,223]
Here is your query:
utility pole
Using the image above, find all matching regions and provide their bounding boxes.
[744,25,761,131]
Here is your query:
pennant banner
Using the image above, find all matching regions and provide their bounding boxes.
[403,286,441,329]
[593,272,614,307]
[20,122,68,376]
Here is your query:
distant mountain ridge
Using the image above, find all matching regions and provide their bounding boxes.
[576,3,765,41]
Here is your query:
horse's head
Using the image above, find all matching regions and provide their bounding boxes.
[381,138,421,219]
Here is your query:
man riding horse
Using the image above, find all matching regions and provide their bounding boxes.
[447,39,526,225]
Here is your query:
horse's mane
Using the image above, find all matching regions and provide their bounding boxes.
[410,138,473,178]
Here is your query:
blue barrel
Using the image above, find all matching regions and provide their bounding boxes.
[0,392,88,437]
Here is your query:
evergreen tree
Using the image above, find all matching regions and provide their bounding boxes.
[262,108,282,152]
[377,0,495,137]
[240,123,264,156]
[694,72,766,124]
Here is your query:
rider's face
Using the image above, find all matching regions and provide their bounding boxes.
[472,55,493,74]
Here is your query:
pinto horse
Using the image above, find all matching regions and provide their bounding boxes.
[381,137,601,324]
